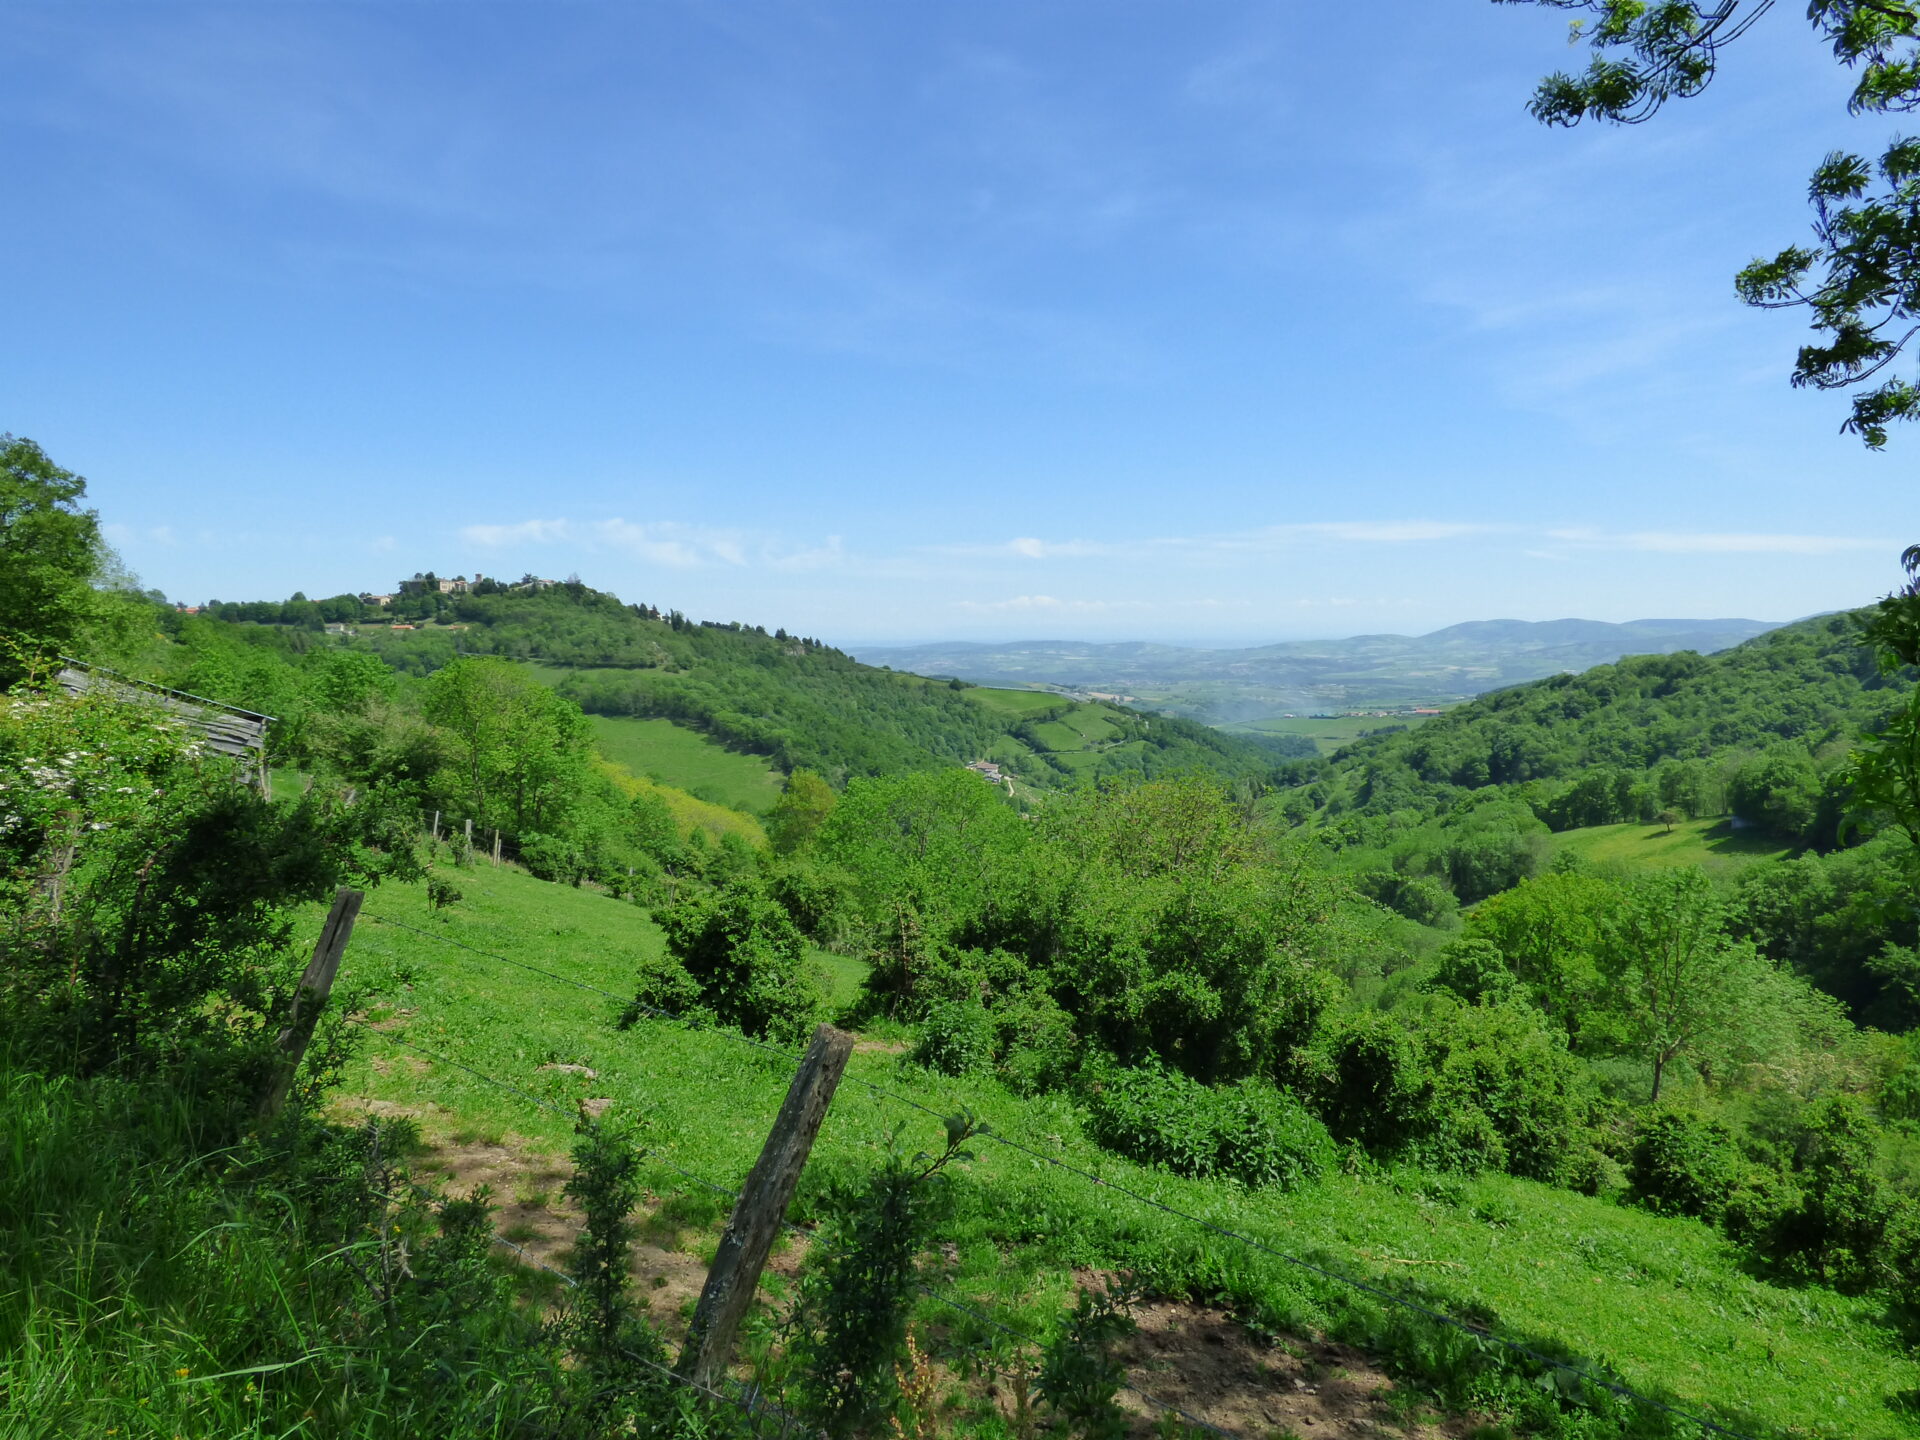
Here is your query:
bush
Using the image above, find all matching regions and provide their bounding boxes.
[519,831,588,886]
[911,994,996,1076]
[1308,998,1589,1180]
[990,983,1078,1095]
[1626,1111,1740,1220]
[1354,869,1457,927]
[658,879,826,1042]
[1765,1097,1901,1293]
[1082,1061,1335,1190]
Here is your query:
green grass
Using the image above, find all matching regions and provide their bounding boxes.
[1552,816,1797,878]
[1025,720,1088,752]
[1222,713,1436,755]
[322,862,1920,1440]
[965,687,1070,718]
[586,714,785,814]
[1055,708,1121,743]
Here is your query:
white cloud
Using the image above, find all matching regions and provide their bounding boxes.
[457,516,847,571]
[955,594,1150,613]
[461,518,573,547]
[954,594,1251,614]
[1546,528,1885,556]
[952,521,1494,562]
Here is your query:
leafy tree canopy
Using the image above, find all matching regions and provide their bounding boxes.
[1501,0,1920,445]
[0,434,148,679]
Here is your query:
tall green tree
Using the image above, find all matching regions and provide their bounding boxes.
[421,658,594,835]
[766,768,837,854]
[1846,548,1920,852]
[1500,0,1920,446]
[0,434,147,681]
[1597,867,1829,1100]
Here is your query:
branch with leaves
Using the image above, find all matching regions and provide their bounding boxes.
[1501,0,1920,444]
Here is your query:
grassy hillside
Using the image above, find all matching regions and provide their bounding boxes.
[587,714,785,814]
[1226,712,1440,755]
[323,860,1920,1440]
[1551,815,1798,877]
[352,585,1301,789]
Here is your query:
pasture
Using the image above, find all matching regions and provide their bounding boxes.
[314,860,1920,1440]
[587,714,785,814]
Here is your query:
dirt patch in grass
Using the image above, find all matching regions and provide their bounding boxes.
[1115,1294,1470,1440]
[330,1097,713,1338]
[332,1100,1477,1436]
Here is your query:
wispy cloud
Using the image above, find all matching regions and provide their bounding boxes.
[941,520,1496,562]
[457,517,846,571]
[1546,528,1885,556]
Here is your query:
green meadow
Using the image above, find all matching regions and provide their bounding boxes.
[586,714,786,814]
[1224,713,1438,755]
[320,860,1920,1440]
[1551,817,1797,878]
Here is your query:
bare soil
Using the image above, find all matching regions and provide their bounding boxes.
[335,1099,1474,1437]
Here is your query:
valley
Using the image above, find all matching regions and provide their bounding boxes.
[7,549,1920,1440]
[854,617,1782,729]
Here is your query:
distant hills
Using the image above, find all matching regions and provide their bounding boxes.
[854,617,1783,726]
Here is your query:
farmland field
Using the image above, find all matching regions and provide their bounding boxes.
[1222,712,1439,754]
[965,686,1070,718]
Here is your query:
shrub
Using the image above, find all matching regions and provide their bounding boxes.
[519,831,588,886]
[1626,1111,1740,1220]
[990,983,1078,1095]
[911,993,996,1076]
[790,1115,978,1437]
[1766,1097,1900,1292]
[1035,1279,1138,1440]
[658,878,826,1042]
[1082,1061,1335,1190]
[1308,998,1588,1180]
[1423,938,1523,1006]
[1355,868,1457,927]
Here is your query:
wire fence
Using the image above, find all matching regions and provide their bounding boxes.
[353,912,1761,1440]
[345,1016,1239,1440]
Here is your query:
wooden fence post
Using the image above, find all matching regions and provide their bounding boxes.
[464,817,473,849]
[492,829,501,866]
[257,887,363,1119]
[431,810,441,844]
[677,1023,854,1392]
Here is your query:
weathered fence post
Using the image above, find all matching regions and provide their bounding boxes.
[677,1023,854,1391]
[431,810,441,844]
[464,817,473,849]
[257,887,363,1119]
[492,829,502,866]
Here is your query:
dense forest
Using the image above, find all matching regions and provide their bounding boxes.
[1280,612,1903,842]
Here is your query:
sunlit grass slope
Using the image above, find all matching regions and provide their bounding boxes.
[593,760,767,848]
[319,863,1920,1440]
[1552,817,1796,878]
[1223,713,1438,755]
[587,715,785,814]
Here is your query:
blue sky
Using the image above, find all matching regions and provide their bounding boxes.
[5,1,1908,643]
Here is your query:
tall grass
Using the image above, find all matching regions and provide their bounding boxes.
[0,1057,563,1440]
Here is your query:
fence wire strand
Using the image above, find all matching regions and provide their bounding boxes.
[344,1015,1239,1440]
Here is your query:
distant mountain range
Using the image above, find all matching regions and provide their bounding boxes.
[853,618,1784,726]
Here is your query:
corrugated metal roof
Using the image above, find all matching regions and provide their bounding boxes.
[54,659,272,781]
